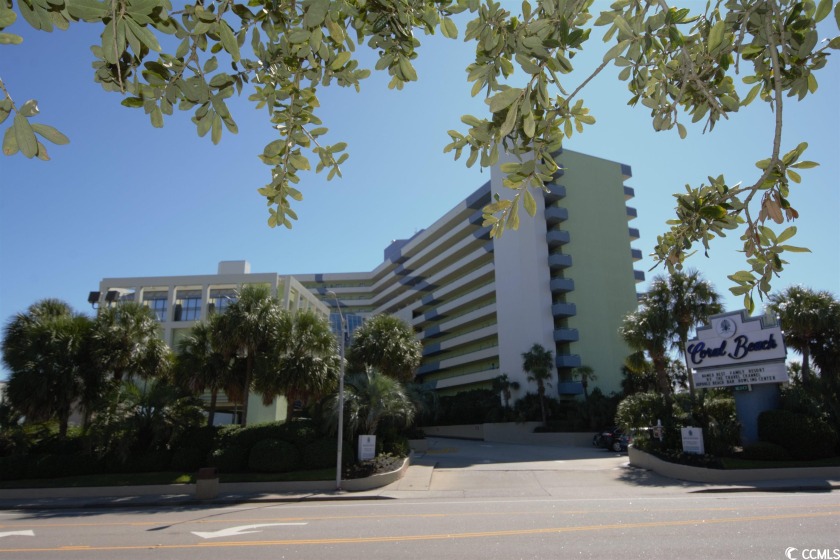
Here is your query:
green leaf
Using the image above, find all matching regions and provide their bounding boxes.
[121,97,145,108]
[2,124,19,156]
[13,112,38,158]
[331,51,352,71]
[741,84,761,106]
[124,17,161,52]
[398,56,417,81]
[150,106,164,128]
[211,112,221,144]
[441,17,458,39]
[790,160,819,169]
[778,245,811,253]
[487,88,522,113]
[288,154,310,171]
[815,0,832,22]
[0,6,16,28]
[707,20,725,54]
[523,189,536,216]
[66,0,108,21]
[728,270,754,283]
[602,40,629,63]
[219,21,240,61]
[18,99,39,117]
[304,0,329,28]
[0,32,23,45]
[288,29,310,44]
[498,104,518,138]
[523,112,535,138]
[31,123,69,145]
[775,226,797,244]
[699,205,727,219]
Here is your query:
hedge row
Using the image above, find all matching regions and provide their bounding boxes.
[758,409,838,460]
[0,419,354,481]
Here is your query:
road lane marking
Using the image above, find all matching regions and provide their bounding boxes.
[0,531,33,539]
[0,510,837,553]
[192,523,308,539]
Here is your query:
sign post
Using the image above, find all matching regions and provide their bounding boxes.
[685,310,788,445]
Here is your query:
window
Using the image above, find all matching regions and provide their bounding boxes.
[175,290,202,321]
[142,291,168,321]
[148,298,167,321]
[209,289,237,315]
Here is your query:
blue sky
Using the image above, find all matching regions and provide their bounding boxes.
[1,4,838,380]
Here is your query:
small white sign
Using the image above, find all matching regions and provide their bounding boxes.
[358,435,376,461]
[681,427,705,455]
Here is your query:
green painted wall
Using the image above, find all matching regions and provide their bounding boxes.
[559,150,640,395]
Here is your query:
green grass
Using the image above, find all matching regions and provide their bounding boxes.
[720,456,840,470]
[0,468,337,490]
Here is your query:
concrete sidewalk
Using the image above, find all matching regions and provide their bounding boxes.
[1,437,837,510]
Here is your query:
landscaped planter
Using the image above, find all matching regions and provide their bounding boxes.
[628,446,840,484]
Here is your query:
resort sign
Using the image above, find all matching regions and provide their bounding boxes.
[686,310,788,389]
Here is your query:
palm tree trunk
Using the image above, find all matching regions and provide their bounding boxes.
[241,355,252,426]
[207,389,218,427]
[538,385,547,427]
[801,346,812,386]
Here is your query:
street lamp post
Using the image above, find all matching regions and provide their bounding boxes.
[328,292,345,491]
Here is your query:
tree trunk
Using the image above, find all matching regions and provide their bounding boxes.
[207,389,218,427]
[538,385,547,427]
[801,346,812,386]
[240,355,252,426]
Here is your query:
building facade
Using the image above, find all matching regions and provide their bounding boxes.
[93,149,643,416]
[92,260,330,424]
[295,149,644,399]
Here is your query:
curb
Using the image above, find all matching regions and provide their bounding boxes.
[0,457,411,511]
[628,447,840,487]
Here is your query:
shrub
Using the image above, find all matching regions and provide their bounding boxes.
[302,438,337,470]
[222,422,290,454]
[171,426,218,457]
[759,409,838,460]
[437,389,504,425]
[382,436,409,457]
[0,455,32,481]
[117,449,172,473]
[248,439,301,473]
[277,418,320,447]
[211,446,247,473]
[170,447,206,472]
[741,442,792,461]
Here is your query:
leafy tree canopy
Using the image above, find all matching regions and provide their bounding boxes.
[1,0,838,309]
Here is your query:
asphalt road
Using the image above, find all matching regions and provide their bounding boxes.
[0,438,838,559]
[1,492,837,559]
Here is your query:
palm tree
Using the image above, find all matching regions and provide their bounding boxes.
[572,365,597,401]
[1,299,97,437]
[253,308,340,419]
[521,343,555,427]
[213,284,282,425]
[327,369,415,437]
[175,315,243,426]
[769,286,836,386]
[647,270,723,399]
[620,305,673,404]
[346,314,423,382]
[492,373,520,409]
[90,378,205,462]
[92,302,171,382]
